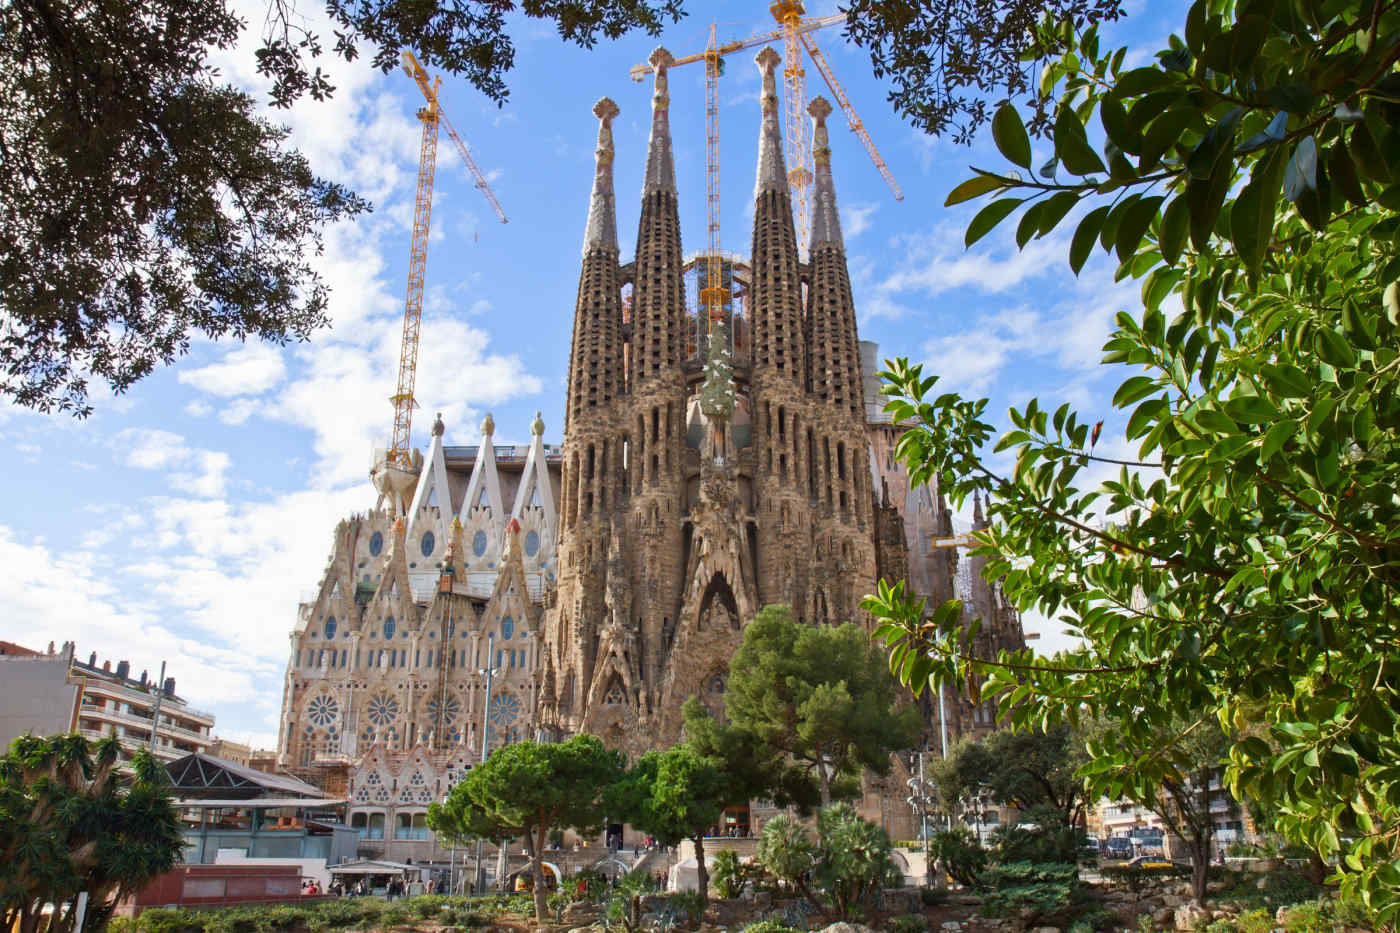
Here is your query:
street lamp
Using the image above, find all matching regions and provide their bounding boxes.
[474,633,501,894]
[906,753,941,888]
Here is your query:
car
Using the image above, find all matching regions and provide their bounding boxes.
[1124,855,1175,870]
[1104,838,1134,858]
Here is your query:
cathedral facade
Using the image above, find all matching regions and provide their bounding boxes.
[276,47,1024,863]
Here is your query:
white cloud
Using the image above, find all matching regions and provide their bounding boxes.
[840,201,878,240]
[177,344,287,397]
[113,428,232,498]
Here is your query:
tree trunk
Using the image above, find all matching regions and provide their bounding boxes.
[1305,849,1326,885]
[1189,835,1211,903]
[693,833,709,907]
[528,825,548,922]
[818,757,831,807]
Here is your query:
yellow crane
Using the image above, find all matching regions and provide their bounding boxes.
[386,52,507,485]
[630,4,901,258]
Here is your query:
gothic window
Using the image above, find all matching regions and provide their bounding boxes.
[473,530,488,558]
[501,616,514,640]
[706,673,726,696]
[384,617,396,639]
[307,694,339,727]
[524,530,540,557]
[369,531,384,556]
[324,616,337,639]
[421,532,435,557]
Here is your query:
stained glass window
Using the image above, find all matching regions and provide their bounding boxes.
[369,531,384,556]
[524,530,540,556]
[421,532,435,557]
[472,530,487,557]
[501,616,514,640]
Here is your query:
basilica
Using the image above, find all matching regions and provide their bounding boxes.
[276,46,1026,863]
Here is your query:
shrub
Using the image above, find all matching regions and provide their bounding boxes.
[919,886,947,907]
[979,882,1076,923]
[1202,909,1272,933]
[1101,863,1191,894]
[929,827,987,887]
[813,803,900,919]
[888,915,927,933]
[713,849,745,899]
[756,813,816,892]
[740,922,797,933]
[978,861,1079,888]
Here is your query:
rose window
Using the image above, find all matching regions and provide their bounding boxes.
[427,695,460,725]
[307,695,339,726]
[367,694,399,726]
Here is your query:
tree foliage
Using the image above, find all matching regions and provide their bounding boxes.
[611,744,728,905]
[1,0,368,415]
[258,0,685,109]
[428,735,624,921]
[843,0,1125,143]
[863,0,1400,919]
[930,725,1088,832]
[0,733,184,933]
[753,807,898,920]
[0,0,680,414]
[723,605,921,806]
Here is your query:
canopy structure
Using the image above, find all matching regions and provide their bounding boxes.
[166,752,338,807]
[329,860,428,878]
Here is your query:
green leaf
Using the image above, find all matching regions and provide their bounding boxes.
[1349,122,1391,183]
[1100,95,1141,154]
[1115,195,1164,263]
[1159,195,1190,266]
[992,104,1033,170]
[945,174,1004,207]
[1054,106,1107,176]
[1261,419,1296,464]
[1070,205,1110,274]
[1187,106,1243,180]
[1113,375,1159,407]
[1327,138,1367,207]
[1284,136,1319,202]
[965,198,1024,247]
[1236,111,1288,154]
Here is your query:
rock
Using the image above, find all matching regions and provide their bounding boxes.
[1174,903,1208,931]
[1256,877,1270,890]
[815,924,878,933]
[1152,907,1174,927]
[1029,926,1061,933]
[939,923,962,933]
[950,894,982,906]
[1160,894,1184,909]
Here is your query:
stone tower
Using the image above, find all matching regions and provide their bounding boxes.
[539,49,882,753]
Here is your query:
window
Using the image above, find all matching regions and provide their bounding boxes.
[518,650,526,667]
[352,812,385,840]
[501,616,514,640]
[368,531,384,556]
[384,617,396,639]
[473,530,488,557]
[497,649,504,669]
[324,616,337,639]
[524,530,540,557]
[394,812,430,840]
[421,532,436,557]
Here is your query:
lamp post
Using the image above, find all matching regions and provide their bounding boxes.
[474,633,500,894]
[906,750,941,888]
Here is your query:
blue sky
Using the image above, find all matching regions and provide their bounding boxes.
[0,0,1188,747]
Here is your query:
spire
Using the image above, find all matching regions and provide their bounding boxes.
[583,97,620,255]
[973,490,986,527]
[808,96,843,249]
[754,47,786,197]
[643,47,676,195]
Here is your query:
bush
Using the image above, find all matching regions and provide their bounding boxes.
[978,861,1079,889]
[989,806,1096,865]
[1216,868,1326,910]
[756,814,816,891]
[813,804,900,919]
[740,922,797,933]
[919,886,947,907]
[1202,909,1273,933]
[887,915,927,933]
[979,882,1076,923]
[713,849,745,899]
[929,827,987,887]
[1101,863,1191,894]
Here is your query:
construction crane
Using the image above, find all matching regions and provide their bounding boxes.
[375,51,507,515]
[630,4,901,253]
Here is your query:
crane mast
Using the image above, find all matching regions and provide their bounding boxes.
[375,51,507,515]
[628,7,900,270]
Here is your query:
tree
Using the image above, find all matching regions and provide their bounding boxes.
[429,735,624,921]
[862,0,1400,918]
[681,696,820,814]
[612,744,727,905]
[724,605,921,806]
[0,733,184,933]
[1,0,679,415]
[843,0,1125,143]
[931,726,1088,833]
[755,813,818,903]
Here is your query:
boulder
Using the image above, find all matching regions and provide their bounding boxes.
[1160,894,1184,909]
[1174,903,1209,931]
[1152,907,1174,927]
[939,922,963,933]
[1029,927,1061,933]
[815,923,878,933]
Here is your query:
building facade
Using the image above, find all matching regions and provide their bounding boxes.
[277,47,1026,857]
